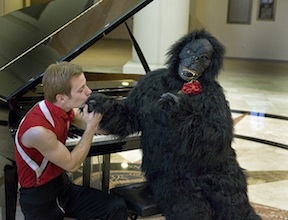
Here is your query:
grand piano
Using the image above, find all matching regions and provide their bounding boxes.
[0,0,153,218]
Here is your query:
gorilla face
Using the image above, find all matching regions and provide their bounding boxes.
[178,38,214,82]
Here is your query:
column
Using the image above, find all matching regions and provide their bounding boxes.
[123,0,190,74]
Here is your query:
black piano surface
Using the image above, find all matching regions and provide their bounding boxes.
[0,0,153,190]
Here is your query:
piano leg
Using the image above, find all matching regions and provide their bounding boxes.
[102,154,111,193]
[82,158,92,187]
[82,155,111,192]
[4,163,18,220]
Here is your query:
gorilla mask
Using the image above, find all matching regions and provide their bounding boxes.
[178,38,214,82]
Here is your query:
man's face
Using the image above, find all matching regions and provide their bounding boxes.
[66,73,92,110]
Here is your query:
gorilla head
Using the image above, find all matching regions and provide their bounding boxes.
[178,38,214,81]
[166,29,225,83]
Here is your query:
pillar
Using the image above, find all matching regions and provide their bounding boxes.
[123,0,190,74]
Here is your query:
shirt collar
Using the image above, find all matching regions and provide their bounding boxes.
[44,100,75,121]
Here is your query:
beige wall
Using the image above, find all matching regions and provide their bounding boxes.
[191,0,288,61]
[0,0,23,15]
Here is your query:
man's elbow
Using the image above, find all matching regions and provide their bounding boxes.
[64,163,81,173]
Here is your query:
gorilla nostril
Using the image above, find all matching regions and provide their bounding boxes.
[191,55,199,61]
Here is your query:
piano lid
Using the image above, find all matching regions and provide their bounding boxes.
[0,0,153,103]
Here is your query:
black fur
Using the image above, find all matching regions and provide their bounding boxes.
[87,29,261,219]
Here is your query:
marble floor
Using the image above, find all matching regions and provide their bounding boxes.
[11,38,288,219]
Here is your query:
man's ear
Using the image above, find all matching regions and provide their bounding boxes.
[55,94,67,103]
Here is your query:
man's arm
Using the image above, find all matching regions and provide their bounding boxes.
[21,105,102,172]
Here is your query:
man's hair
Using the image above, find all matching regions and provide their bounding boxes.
[42,61,83,102]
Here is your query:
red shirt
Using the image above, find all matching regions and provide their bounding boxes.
[15,100,75,188]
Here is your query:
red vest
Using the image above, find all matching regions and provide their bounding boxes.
[15,100,74,188]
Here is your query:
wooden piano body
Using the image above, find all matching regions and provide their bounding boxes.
[0,0,153,218]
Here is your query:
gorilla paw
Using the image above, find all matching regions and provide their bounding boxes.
[158,92,179,111]
[86,93,112,113]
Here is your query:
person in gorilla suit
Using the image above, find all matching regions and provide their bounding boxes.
[87,29,261,219]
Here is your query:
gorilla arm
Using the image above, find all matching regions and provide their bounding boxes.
[159,86,234,166]
[86,93,140,137]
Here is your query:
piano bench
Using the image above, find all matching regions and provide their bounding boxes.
[110,181,162,220]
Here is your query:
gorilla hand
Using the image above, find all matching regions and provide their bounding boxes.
[86,92,132,137]
[86,93,113,114]
[158,92,179,111]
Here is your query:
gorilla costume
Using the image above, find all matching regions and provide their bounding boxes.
[87,29,261,219]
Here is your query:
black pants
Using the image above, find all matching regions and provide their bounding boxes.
[19,173,127,220]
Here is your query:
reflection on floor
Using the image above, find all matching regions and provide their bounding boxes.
[13,38,288,219]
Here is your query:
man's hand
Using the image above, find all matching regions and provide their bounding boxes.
[82,104,103,133]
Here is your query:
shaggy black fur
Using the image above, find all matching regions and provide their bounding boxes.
[87,29,261,219]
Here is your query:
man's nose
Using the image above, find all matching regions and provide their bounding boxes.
[86,86,92,95]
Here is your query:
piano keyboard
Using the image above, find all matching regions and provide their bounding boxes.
[66,128,141,147]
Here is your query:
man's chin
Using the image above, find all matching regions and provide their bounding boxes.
[79,103,86,109]
[75,102,86,110]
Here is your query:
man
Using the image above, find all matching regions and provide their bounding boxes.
[15,62,127,220]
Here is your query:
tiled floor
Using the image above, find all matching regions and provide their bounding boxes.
[7,38,288,219]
